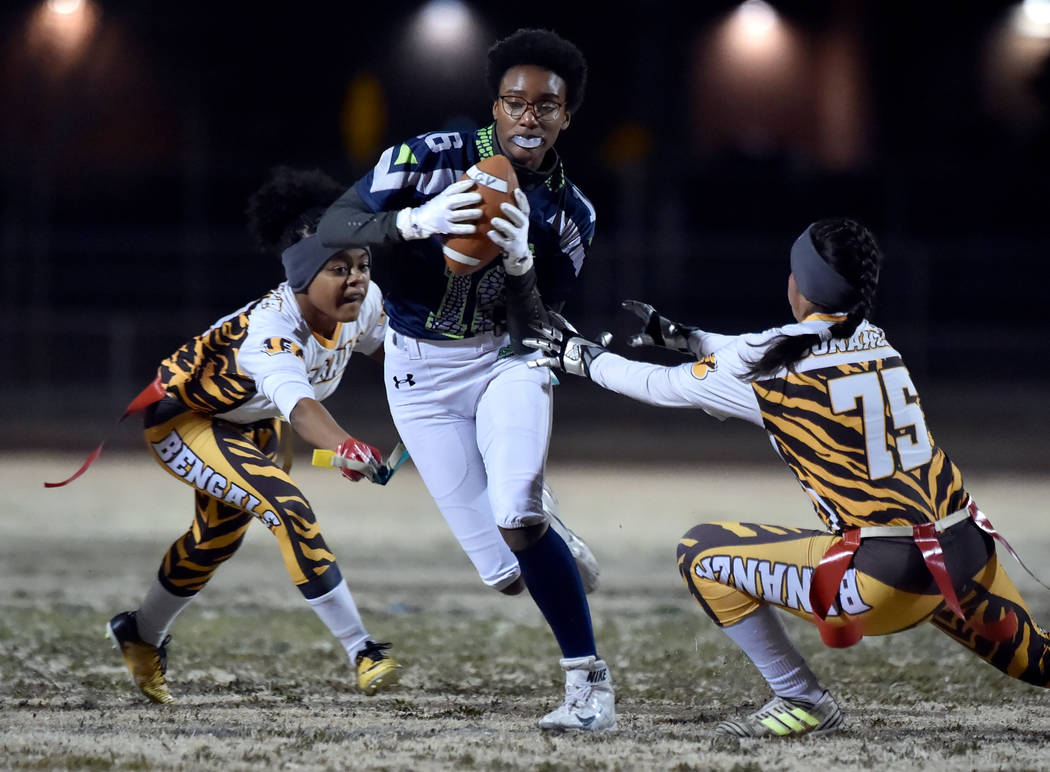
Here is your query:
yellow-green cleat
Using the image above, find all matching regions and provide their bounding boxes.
[716,691,843,738]
[106,611,175,705]
[355,640,402,695]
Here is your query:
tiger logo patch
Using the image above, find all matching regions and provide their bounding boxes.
[691,355,717,380]
[262,337,304,358]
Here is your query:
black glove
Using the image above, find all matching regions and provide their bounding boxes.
[621,299,698,354]
[522,311,612,378]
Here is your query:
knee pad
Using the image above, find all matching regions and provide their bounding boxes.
[491,568,525,594]
[498,576,527,596]
[499,521,549,552]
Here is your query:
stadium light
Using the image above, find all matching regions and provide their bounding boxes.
[46,0,84,14]
[1022,0,1050,25]
[1013,0,1050,37]
[983,1,1050,127]
[29,0,98,63]
[717,0,793,69]
[413,0,477,53]
[728,0,782,51]
[399,0,485,90]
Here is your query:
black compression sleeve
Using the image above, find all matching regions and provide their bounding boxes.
[318,185,405,250]
[504,267,550,355]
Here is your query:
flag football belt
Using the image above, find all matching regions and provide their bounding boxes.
[808,498,1045,648]
[44,376,167,488]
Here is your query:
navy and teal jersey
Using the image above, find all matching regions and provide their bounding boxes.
[318,123,595,341]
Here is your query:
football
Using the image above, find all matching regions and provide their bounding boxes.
[443,154,519,276]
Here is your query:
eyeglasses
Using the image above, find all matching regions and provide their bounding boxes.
[498,95,564,122]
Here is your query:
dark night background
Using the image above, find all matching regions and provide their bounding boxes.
[2,0,1048,469]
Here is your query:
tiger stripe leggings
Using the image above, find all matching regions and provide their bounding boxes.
[678,520,1050,687]
[143,399,343,601]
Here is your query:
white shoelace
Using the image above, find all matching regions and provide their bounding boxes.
[565,681,593,709]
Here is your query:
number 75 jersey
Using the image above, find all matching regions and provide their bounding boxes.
[588,315,967,532]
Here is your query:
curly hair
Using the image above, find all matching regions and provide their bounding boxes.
[245,166,346,253]
[745,218,883,380]
[486,28,588,114]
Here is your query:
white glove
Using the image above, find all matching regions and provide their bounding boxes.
[488,189,533,276]
[396,178,482,240]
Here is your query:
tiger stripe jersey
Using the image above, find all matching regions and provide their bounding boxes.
[158,281,386,424]
[589,313,967,532]
[318,123,595,341]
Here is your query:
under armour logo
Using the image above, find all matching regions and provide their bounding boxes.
[392,373,416,389]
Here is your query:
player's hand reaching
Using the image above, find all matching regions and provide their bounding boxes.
[621,299,699,355]
[396,179,482,240]
[523,311,612,378]
[488,188,533,276]
[335,437,382,483]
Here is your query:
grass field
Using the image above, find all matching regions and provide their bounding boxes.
[3,453,1050,771]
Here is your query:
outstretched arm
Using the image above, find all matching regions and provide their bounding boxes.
[524,312,762,424]
[289,399,384,483]
[288,397,352,450]
[288,398,382,482]
[524,311,611,378]
[621,299,733,358]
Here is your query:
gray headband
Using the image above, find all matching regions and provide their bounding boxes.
[789,223,858,310]
[281,235,345,292]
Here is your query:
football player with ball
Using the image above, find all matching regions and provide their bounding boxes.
[318,28,614,731]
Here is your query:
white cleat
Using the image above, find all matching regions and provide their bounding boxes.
[543,484,601,594]
[538,655,617,732]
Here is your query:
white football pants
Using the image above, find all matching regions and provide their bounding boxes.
[384,327,553,590]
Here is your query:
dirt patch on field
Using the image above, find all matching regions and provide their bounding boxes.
[3,454,1049,770]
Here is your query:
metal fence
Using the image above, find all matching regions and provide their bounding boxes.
[3,227,1046,469]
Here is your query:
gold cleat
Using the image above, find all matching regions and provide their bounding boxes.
[106,611,175,705]
[355,640,402,695]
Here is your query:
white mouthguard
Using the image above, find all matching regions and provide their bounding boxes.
[511,136,543,149]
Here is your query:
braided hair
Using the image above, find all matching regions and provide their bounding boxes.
[245,166,346,254]
[745,218,883,380]
[486,28,588,114]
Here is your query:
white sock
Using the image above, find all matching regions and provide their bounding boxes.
[305,580,370,662]
[136,579,195,646]
[720,605,825,704]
